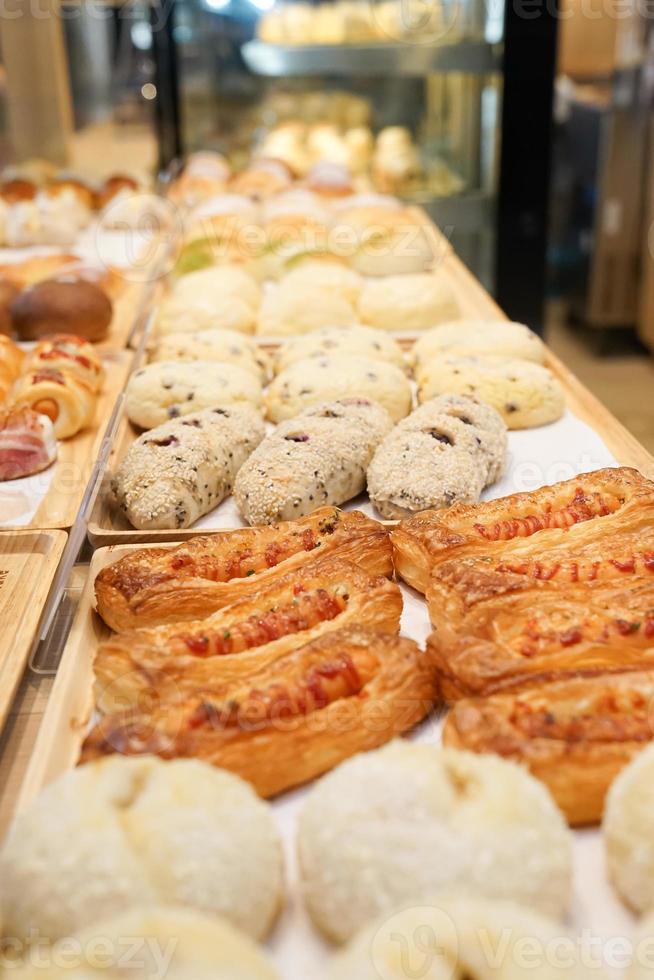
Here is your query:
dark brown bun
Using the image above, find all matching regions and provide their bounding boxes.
[0,279,21,336]
[0,178,37,203]
[11,279,113,343]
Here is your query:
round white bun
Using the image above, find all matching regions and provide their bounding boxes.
[604,742,654,913]
[0,757,284,943]
[298,741,572,943]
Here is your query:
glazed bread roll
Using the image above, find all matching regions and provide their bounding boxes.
[95,508,392,632]
[9,907,282,980]
[277,258,363,305]
[298,741,573,943]
[411,318,547,366]
[111,406,265,530]
[12,368,96,438]
[151,329,270,380]
[257,282,358,336]
[24,333,105,393]
[367,395,507,519]
[234,398,394,524]
[359,272,460,332]
[273,324,406,375]
[155,295,257,337]
[328,897,603,980]
[124,361,262,429]
[604,741,654,912]
[417,354,566,429]
[0,756,283,942]
[266,354,412,423]
[171,264,261,312]
[11,279,113,342]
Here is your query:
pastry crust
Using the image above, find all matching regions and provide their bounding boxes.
[426,543,654,699]
[93,557,403,711]
[81,627,436,798]
[391,467,654,593]
[443,671,654,825]
[95,508,393,631]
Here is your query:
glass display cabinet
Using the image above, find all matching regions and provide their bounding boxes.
[150,0,557,327]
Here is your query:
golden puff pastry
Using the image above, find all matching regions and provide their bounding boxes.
[444,671,654,826]
[24,333,105,393]
[95,507,393,632]
[391,467,654,593]
[11,367,96,438]
[82,627,436,799]
[93,556,403,711]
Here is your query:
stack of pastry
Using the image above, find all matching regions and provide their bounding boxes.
[391,466,654,824]
[83,509,438,796]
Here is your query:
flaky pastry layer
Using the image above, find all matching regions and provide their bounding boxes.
[95,508,392,632]
[82,627,438,797]
[443,671,654,825]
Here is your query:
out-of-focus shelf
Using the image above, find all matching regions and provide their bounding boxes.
[242,39,502,77]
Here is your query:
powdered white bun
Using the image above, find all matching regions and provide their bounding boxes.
[359,273,460,332]
[125,360,262,429]
[328,896,598,980]
[188,193,260,225]
[155,295,257,336]
[171,265,261,312]
[411,319,546,366]
[335,208,435,276]
[278,258,363,305]
[151,329,270,380]
[0,757,284,943]
[298,741,572,943]
[417,355,566,429]
[604,742,654,913]
[257,283,358,337]
[274,324,405,374]
[10,907,281,979]
[266,354,412,423]
[261,190,331,226]
[627,907,654,978]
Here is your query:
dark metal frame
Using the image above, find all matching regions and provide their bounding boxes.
[150,0,558,330]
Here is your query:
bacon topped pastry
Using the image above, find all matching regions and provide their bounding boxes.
[25,334,104,393]
[81,627,437,798]
[93,557,403,712]
[0,406,57,481]
[94,508,392,632]
[443,671,654,825]
[391,467,654,593]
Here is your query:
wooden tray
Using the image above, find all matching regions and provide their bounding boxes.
[0,529,67,733]
[15,542,170,811]
[0,350,133,531]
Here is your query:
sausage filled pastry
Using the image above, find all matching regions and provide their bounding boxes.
[0,335,24,400]
[234,398,393,525]
[11,367,96,438]
[443,671,654,825]
[110,406,265,530]
[93,557,403,711]
[391,467,654,593]
[95,508,393,632]
[427,573,654,700]
[81,627,437,798]
[23,333,105,393]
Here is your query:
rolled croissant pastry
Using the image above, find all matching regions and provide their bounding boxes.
[0,335,24,400]
[25,333,104,393]
[81,627,437,798]
[11,367,96,438]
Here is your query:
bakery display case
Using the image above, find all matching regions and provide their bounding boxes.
[149,0,557,325]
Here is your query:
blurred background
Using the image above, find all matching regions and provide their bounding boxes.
[0,0,652,449]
